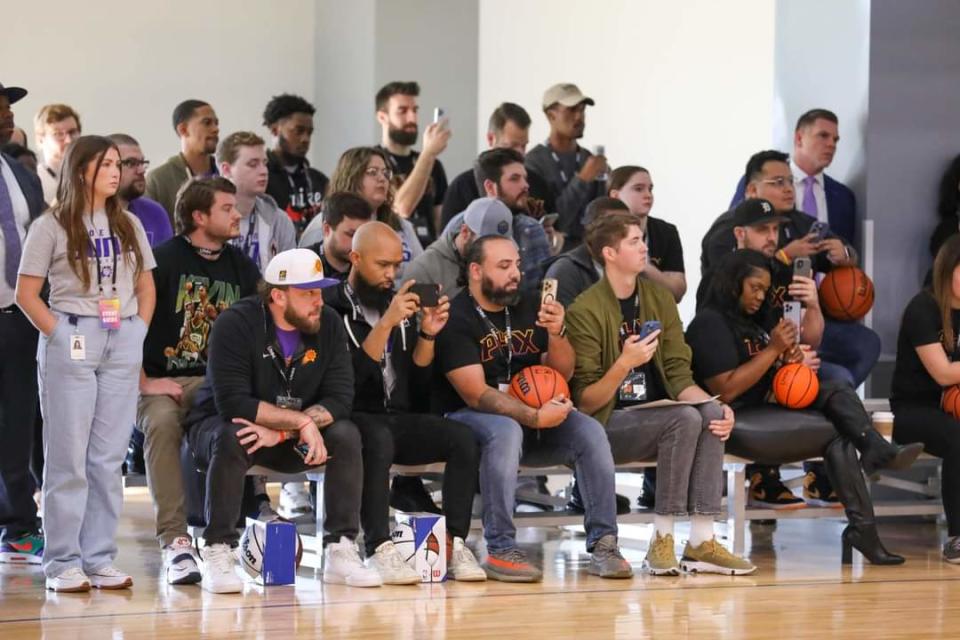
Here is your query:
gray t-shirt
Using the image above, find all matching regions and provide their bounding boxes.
[19,209,157,318]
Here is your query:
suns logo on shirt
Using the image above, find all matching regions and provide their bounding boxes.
[479,328,541,363]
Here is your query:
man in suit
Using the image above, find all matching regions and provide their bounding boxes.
[0,143,46,565]
[729,109,856,246]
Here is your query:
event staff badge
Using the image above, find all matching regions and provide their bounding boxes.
[98,297,122,330]
[619,370,647,403]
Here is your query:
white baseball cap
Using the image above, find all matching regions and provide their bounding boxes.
[264,248,340,290]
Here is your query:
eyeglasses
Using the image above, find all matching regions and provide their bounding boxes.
[120,158,150,170]
[364,167,393,180]
[759,176,795,188]
[49,129,80,142]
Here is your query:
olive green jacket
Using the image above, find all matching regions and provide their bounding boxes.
[566,275,696,426]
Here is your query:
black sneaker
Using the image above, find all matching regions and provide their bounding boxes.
[566,483,631,515]
[803,467,842,508]
[748,467,806,510]
[390,476,441,514]
[944,536,960,564]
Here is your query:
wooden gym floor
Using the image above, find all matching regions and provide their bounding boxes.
[1,486,959,639]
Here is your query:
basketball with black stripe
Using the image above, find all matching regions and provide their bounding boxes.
[773,363,819,409]
[819,266,875,321]
[509,366,570,409]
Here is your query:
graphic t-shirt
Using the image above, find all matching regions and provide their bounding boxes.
[266,151,330,237]
[891,290,960,407]
[434,291,547,413]
[380,147,447,247]
[645,216,685,274]
[686,307,773,408]
[142,236,261,378]
[616,294,667,407]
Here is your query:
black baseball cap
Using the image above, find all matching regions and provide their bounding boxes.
[0,83,27,105]
[732,198,788,227]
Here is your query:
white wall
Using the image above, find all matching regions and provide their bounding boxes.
[6,0,318,172]
[478,0,776,321]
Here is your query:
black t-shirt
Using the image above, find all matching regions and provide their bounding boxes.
[380,147,447,247]
[265,151,329,238]
[645,216,685,274]
[434,291,547,414]
[616,294,667,407]
[686,307,773,408]
[143,237,261,378]
[891,290,960,407]
[696,256,789,330]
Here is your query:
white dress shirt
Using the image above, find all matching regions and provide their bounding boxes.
[791,159,828,224]
[0,155,32,307]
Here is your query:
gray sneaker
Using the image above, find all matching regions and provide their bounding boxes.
[588,534,633,579]
[944,536,960,564]
[483,547,543,582]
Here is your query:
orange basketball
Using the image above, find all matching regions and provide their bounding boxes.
[819,267,875,321]
[509,366,570,409]
[773,363,819,409]
[942,385,960,419]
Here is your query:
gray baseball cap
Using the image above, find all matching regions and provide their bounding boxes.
[463,198,512,237]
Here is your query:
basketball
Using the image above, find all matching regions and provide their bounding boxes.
[238,522,303,579]
[391,522,417,563]
[942,385,960,419]
[508,366,570,409]
[819,267,875,321]
[772,363,819,409]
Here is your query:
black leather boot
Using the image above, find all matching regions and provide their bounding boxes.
[822,436,905,565]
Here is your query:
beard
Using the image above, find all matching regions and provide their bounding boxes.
[388,124,418,147]
[353,273,393,312]
[278,133,307,161]
[119,179,145,202]
[481,274,521,307]
[284,304,321,335]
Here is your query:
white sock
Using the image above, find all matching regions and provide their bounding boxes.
[653,514,674,538]
[689,515,715,547]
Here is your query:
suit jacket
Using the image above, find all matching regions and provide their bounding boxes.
[2,152,46,220]
[730,172,857,246]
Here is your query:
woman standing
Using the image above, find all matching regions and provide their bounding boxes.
[892,234,960,562]
[16,135,156,592]
[687,249,920,565]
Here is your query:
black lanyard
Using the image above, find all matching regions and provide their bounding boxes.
[548,141,580,185]
[240,214,258,259]
[89,223,118,297]
[618,290,642,341]
[471,294,512,379]
[266,344,299,397]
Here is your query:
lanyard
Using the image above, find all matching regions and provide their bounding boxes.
[618,290,642,341]
[240,214,258,260]
[548,141,581,185]
[471,294,512,379]
[266,343,299,396]
[284,162,314,206]
[343,281,397,354]
[89,224,118,297]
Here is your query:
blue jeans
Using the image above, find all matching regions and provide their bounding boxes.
[448,408,617,554]
[818,320,881,388]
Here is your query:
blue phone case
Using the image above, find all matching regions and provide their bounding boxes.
[639,320,661,339]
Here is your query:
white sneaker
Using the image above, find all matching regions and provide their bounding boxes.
[279,482,314,519]
[45,567,91,592]
[322,537,382,587]
[367,540,421,585]
[200,544,243,593]
[88,565,133,590]
[163,536,202,585]
[448,537,486,582]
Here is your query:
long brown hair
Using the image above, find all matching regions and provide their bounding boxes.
[327,147,401,231]
[932,234,960,352]
[53,135,145,291]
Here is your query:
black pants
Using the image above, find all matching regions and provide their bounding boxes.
[0,309,40,542]
[892,402,960,536]
[352,412,479,557]
[188,417,363,546]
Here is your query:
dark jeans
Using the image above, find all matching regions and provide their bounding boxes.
[819,320,882,388]
[0,309,40,542]
[892,402,960,536]
[187,417,363,546]
[352,412,479,557]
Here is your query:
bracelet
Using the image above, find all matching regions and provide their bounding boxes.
[776,249,791,265]
[418,330,436,341]
[558,324,567,338]
[278,430,287,443]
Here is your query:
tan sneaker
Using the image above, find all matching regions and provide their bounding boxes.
[680,538,756,575]
[643,532,679,576]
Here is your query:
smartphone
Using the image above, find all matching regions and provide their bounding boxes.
[433,107,446,124]
[541,278,558,307]
[793,257,813,280]
[809,221,829,241]
[638,320,661,340]
[783,301,802,333]
[410,283,440,307]
[294,443,310,460]
[539,212,560,227]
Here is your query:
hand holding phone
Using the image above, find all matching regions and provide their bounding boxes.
[793,257,813,280]
[410,283,440,307]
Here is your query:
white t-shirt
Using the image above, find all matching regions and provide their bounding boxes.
[19,208,156,318]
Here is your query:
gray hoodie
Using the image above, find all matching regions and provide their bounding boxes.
[399,230,463,299]
[233,193,298,273]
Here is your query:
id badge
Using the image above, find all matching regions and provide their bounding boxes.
[498,382,510,393]
[276,395,303,410]
[98,297,122,330]
[69,334,86,361]
[619,370,647,403]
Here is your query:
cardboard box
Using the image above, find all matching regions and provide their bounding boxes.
[392,513,446,583]
[243,518,299,586]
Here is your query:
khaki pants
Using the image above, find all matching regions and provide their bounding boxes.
[135,376,204,547]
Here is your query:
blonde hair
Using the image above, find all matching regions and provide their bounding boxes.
[33,104,81,144]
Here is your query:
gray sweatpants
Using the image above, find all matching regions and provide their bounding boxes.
[38,312,146,578]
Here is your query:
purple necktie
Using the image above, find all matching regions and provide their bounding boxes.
[0,170,22,288]
[802,175,818,220]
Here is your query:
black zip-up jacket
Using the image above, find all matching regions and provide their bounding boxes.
[323,281,432,414]
[186,296,354,429]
